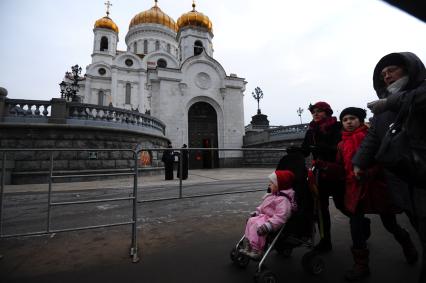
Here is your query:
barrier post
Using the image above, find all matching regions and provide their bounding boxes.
[47,152,53,232]
[130,150,140,263]
[179,148,183,198]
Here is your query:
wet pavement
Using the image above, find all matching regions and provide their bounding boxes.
[0,168,422,283]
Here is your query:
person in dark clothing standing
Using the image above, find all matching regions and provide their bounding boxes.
[353,52,426,283]
[162,142,174,180]
[177,144,189,180]
[301,101,352,253]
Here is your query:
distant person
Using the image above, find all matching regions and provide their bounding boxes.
[337,107,417,281]
[239,170,297,260]
[161,142,174,180]
[300,101,353,253]
[353,52,426,282]
[177,144,189,180]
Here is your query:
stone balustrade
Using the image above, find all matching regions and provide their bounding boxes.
[1,97,165,136]
[0,92,168,184]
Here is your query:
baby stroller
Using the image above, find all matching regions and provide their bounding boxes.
[230,149,325,282]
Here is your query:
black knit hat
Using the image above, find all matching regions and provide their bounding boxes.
[339,107,366,122]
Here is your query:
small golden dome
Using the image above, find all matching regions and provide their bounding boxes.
[129,1,178,32]
[94,16,119,33]
[177,2,212,32]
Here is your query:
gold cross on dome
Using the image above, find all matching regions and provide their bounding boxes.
[105,0,112,16]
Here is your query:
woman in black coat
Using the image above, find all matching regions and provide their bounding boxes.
[300,101,350,253]
[177,144,189,180]
[162,143,174,180]
[353,52,425,282]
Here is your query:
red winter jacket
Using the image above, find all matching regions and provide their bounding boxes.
[337,125,396,214]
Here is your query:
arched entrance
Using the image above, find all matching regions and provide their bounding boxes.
[188,102,219,169]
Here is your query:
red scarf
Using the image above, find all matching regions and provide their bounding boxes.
[308,116,338,134]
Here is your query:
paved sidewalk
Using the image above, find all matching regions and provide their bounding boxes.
[0,168,423,283]
[2,167,274,193]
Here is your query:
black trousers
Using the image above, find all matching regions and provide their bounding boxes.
[317,179,349,241]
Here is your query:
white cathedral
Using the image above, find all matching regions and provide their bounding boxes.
[77,0,247,168]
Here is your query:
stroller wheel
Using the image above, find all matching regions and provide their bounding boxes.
[301,251,325,275]
[230,247,250,268]
[254,269,277,283]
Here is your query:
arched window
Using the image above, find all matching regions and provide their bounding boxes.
[125,83,131,104]
[134,42,137,53]
[194,40,203,56]
[155,40,160,51]
[144,40,148,54]
[167,43,171,53]
[100,36,108,51]
[98,90,104,106]
[157,58,167,68]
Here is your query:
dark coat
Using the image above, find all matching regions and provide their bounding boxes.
[301,118,342,163]
[352,52,426,214]
[162,148,174,180]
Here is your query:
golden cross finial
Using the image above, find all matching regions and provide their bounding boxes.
[104,0,112,16]
[192,0,196,11]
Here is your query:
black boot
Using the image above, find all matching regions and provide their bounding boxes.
[395,229,419,264]
[345,248,370,281]
[314,238,332,253]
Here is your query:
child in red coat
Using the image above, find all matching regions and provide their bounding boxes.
[337,107,417,281]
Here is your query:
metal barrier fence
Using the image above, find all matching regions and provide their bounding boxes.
[0,147,288,263]
[0,148,140,263]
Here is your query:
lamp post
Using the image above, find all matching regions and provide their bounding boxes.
[297,107,304,124]
[59,65,83,102]
[252,86,264,115]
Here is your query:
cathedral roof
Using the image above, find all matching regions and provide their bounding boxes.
[129,1,178,32]
[94,16,119,33]
[177,2,212,33]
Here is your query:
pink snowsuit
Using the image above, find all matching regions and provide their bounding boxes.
[245,189,297,251]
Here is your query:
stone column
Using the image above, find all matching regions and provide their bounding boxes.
[48,98,67,124]
[0,87,7,120]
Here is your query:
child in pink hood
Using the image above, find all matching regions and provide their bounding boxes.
[241,170,298,259]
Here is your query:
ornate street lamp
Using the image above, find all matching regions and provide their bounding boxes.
[297,107,304,124]
[252,86,264,115]
[59,64,84,102]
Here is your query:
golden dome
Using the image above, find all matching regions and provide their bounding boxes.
[129,1,178,32]
[177,2,212,32]
[94,16,119,33]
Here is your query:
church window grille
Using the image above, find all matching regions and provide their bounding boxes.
[155,40,160,51]
[157,59,167,68]
[194,40,203,56]
[98,90,105,106]
[125,83,131,104]
[100,36,108,51]
[144,40,148,54]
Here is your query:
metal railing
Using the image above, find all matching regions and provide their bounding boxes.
[0,147,291,263]
[0,148,140,263]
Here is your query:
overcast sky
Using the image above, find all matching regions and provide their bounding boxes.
[1,0,425,126]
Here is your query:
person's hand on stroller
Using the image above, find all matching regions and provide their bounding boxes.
[257,222,272,236]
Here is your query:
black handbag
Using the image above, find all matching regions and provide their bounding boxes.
[375,94,426,185]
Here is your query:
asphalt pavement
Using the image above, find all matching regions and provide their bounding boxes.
[0,168,422,283]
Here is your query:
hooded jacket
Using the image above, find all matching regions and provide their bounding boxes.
[352,52,426,212]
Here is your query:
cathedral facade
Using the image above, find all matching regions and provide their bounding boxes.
[78,1,246,168]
